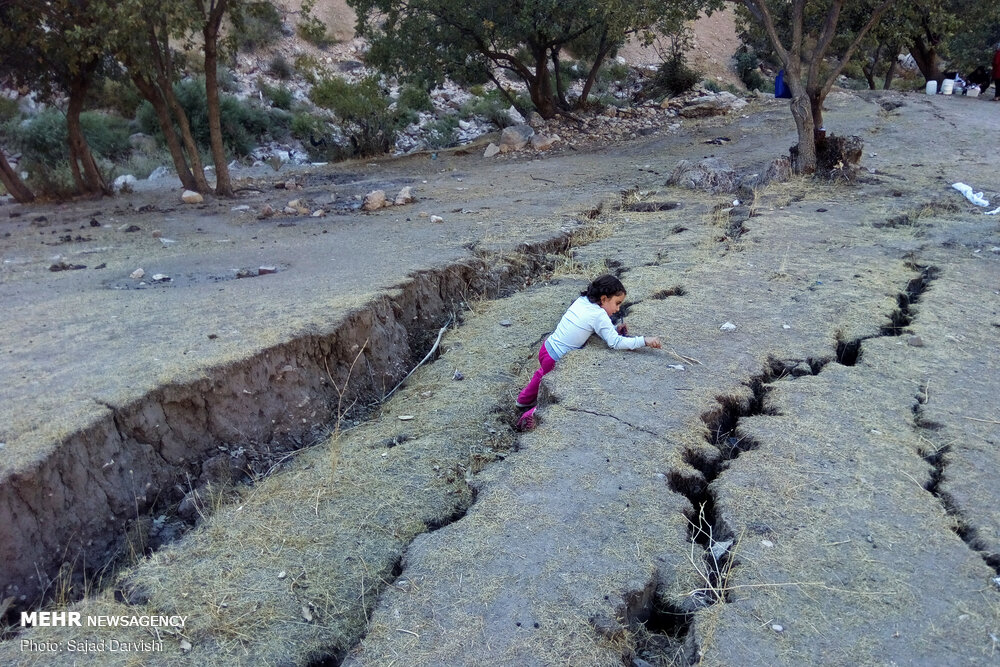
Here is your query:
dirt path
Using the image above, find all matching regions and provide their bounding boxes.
[2,90,999,665]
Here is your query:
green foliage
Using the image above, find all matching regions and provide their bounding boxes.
[459,89,516,128]
[259,81,294,110]
[298,0,334,48]
[5,109,131,167]
[23,160,78,200]
[309,76,398,157]
[424,115,460,149]
[734,48,768,92]
[293,54,323,84]
[88,78,145,118]
[137,79,288,157]
[647,57,700,97]
[269,55,294,80]
[232,1,285,52]
[397,85,434,113]
[0,97,20,123]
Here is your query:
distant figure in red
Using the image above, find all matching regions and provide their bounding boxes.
[993,44,1000,100]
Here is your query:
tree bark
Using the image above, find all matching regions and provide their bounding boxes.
[131,73,199,191]
[882,44,898,90]
[910,34,941,83]
[552,48,569,109]
[578,28,613,107]
[0,149,35,203]
[529,47,557,118]
[66,76,108,196]
[203,0,233,197]
[789,93,816,174]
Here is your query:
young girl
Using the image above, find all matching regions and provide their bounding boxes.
[516,275,661,430]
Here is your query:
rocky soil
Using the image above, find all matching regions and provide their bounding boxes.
[2,79,999,667]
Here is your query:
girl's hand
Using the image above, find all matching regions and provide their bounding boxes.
[616,322,629,336]
[645,337,662,349]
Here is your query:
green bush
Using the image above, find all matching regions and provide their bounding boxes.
[424,115,460,149]
[309,76,398,157]
[397,85,434,113]
[259,81,294,110]
[734,49,768,92]
[459,89,515,128]
[232,1,285,52]
[5,109,131,167]
[88,78,145,118]
[298,0,333,48]
[22,160,77,200]
[269,55,293,80]
[0,96,21,123]
[648,58,700,97]
[136,79,288,157]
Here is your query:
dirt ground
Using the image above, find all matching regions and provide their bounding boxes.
[2,86,1000,666]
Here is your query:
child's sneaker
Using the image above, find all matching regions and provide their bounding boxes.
[516,407,537,431]
[515,399,536,409]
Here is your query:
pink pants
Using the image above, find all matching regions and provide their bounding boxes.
[517,343,556,406]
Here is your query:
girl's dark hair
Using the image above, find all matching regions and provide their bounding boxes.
[581,274,626,303]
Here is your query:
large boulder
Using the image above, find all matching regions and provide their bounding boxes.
[499,124,535,153]
[679,92,748,118]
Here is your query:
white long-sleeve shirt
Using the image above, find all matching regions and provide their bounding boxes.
[544,296,646,361]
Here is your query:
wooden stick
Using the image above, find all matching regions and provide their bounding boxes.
[384,316,453,401]
[668,348,702,365]
[964,416,1000,425]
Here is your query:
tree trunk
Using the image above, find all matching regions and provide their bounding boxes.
[809,89,824,132]
[578,34,613,108]
[530,48,557,119]
[910,35,941,83]
[0,149,35,203]
[66,78,108,196]
[882,47,898,90]
[552,48,569,109]
[131,73,199,191]
[789,93,816,174]
[862,43,881,90]
[203,0,233,197]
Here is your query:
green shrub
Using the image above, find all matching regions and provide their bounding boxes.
[309,76,398,157]
[260,81,294,110]
[424,115,459,149]
[0,96,21,123]
[269,55,293,80]
[232,1,285,52]
[734,49,768,92]
[5,109,131,167]
[648,57,700,97]
[136,79,288,157]
[397,84,434,113]
[22,160,77,200]
[88,78,145,118]
[459,89,515,128]
[298,0,333,48]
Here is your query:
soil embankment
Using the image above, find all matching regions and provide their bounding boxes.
[2,90,999,665]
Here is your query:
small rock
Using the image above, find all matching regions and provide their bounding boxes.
[398,415,414,421]
[277,571,287,580]
[483,143,501,158]
[667,364,685,370]
[992,576,1000,590]
[151,274,170,283]
[151,229,162,238]
[258,266,277,275]
[287,199,302,208]
[312,209,325,217]
[720,321,737,331]
[782,324,791,329]
[507,105,526,125]
[231,205,251,212]
[113,174,137,192]
[147,165,170,181]
[771,624,784,633]
[181,190,203,204]
[260,204,274,218]
[394,186,415,205]
[430,215,444,224]
[122,224,141,233]
[499,319,512,327]
[179,639,192,652]
[453,370,464,380]
[284,179,299,190]
[761,539,774,548]
[363,189,387,211]
[527,111,545,127]
[282,206,297,215]
[130,268,145,280]
[235,268,256,279]
[907,335,924,347]
[89,218,101,227]
[499,124,535,152]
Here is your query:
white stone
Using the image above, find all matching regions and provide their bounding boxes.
[531,134,558,151]
[483,143,501,158]
[130,268,145,280]
[430,215,444,223]
[507,105,526,125]
[113,174,137,191]
[393,186,415,206]
[362,190,387,211]
[720,321,737,331]
[181,190,203,204]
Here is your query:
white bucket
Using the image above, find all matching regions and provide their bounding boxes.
[925,80,938,95]
[941,79,955,95]
[967,85,981,98]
